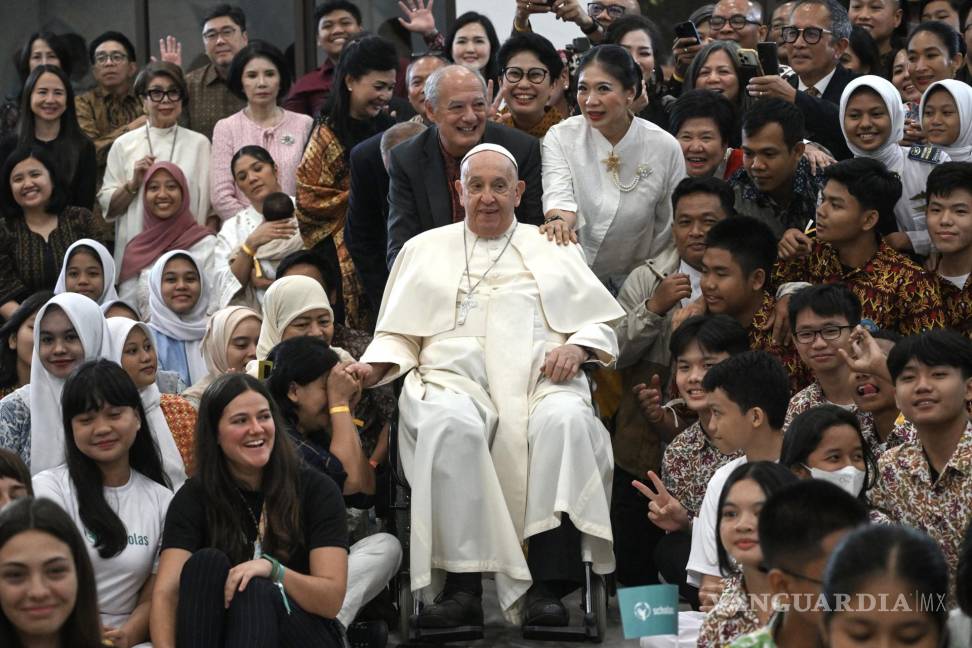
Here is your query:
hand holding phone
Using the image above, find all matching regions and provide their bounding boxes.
[756,42,779,76]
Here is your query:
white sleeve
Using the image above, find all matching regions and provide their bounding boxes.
[541,128,579,217]
[684,468,726,587]
[31,470,69,509]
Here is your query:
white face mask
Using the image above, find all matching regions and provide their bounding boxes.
[806,465,866,497]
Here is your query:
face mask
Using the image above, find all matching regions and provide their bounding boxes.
[805,465,866,497]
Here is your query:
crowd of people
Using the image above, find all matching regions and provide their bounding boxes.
[0,0,971,646]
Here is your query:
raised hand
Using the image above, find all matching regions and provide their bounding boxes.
[837,325,891,380]
[397,0,438,36]
[646,273,692,316]
[632,471,691,533]
[152,35,183,67]
[633,375,664,423]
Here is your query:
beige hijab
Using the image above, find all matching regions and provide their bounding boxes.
[254,275,335,360]
[182,306,262,405]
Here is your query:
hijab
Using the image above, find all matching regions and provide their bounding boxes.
[53,239,120,305]
[28,293,109,475]
[119,162,212,283]
[105,317,187,489]
[182,306,261,405]
[147,250,210,385]
[920,79,972,162]
[839,75,906,172]
[100,298,142,320]
[255,275,334,361]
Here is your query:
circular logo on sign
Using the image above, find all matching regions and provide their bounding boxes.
[633,601,652,621]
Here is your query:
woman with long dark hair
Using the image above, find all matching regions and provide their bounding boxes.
[151,373,348,648]
[445,12,500,90]
[295,34,397,331]
[0,497,103,648]
[0,32,72,140]
[0,291,51,399]
[32,360,172,648]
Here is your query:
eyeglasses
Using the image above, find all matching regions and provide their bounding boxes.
[203,26,239,42]
[587,3,626,19]
[781,26,834,44]
[758,562,824,584]
[144,88,183,103]
[94,52,128,66]
[794,324,854,345]
[502,66,550,84]
[709,14,762,31]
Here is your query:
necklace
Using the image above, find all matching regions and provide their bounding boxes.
[236,488,266,557]
[457,222,518,325]
[144,122,178,161]
[602,150,652,193]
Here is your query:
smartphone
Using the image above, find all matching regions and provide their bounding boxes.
[737,48,762,85]
[673,20,701,45]
[756,42,779,76]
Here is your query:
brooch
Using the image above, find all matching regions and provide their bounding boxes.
[281,134,295,146]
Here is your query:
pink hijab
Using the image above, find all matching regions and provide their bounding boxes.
[119,161,212,282]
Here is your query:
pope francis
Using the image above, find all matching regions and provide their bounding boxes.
[354,143,624,629]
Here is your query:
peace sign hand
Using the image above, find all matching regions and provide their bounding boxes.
[398,0,438,36]
[632,471,691,532]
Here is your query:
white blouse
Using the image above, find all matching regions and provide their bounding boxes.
[542,115,686,291]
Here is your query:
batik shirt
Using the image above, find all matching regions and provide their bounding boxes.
[747,291,812,394]
[730,157,822,238]
[662,420,739,519]
[933,272,972,338]
[697,573,762,648]
[782,381,878,453]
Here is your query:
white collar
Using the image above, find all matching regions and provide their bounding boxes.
[798,66,837,95]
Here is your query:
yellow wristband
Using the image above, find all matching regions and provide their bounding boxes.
[240,242,256,257]
[329,405,351,415]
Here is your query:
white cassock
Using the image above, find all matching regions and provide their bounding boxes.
[360,220,625,622]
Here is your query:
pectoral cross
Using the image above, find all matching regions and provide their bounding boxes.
[457,296,477,325]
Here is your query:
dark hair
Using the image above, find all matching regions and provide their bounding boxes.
[88,31,135,65]
[196,373,302,564]
[14,32,73,83]
[715,461,799,576]
[0,145,68,219]
[0,448,31,495]
[822,157,902,238]
[846,25,882,74]
[791,0,853,40]
[265,337,340,439]
[887,328,972,381]
[907,20,962,57]
[704,216,777,280]
[60,360,168,559]
[684,41,753,115]
[787,283,862,333]
[314,0,363,26]
[18,65,86,191]
[822,525,950,635]
[227,40,291,101]
[671,175,736,217]
[670,89,738,146]
[577,44,644,99]
[603,14,665,89]
[927,160,972,201]
[133,61,189,108]
[277,249,341,296]
[702,350,791,430]
[0,498,102,648]
[201,3,247,31]
[262,192,295,221]
[760,479,869,571]
[742,98,805,149]
[324,35,399,150]
[958,518,972,615]
[445,12,501,87]
[0,291,52,390]
[669,314,750,359]
[230,144,277,178]
[779,404,877,495]
[496,32,564,83]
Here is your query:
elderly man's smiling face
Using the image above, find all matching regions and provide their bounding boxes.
[456,150,524,238]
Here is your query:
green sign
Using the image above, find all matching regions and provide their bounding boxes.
[618,584,679,639]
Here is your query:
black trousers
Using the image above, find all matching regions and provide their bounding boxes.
[611,466,665,587]
[654,531,700,609]
[176,548,344,648]
[526,515,585,597]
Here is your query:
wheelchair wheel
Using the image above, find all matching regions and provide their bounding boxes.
[397,574,414,637]
[590,574,607,643]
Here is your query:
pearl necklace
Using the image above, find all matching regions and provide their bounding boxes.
[602,151,652,192]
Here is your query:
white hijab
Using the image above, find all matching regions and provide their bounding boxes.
[920,79,972,162]
[255,275,335,360]
[840,75,906,172]
[105,317,187,489]
[29,293,109,475]
[147,250,209,382]
[53,239,120,305]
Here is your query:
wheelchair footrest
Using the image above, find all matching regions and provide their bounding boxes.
[522,623,595,642]
[408,624,484,642]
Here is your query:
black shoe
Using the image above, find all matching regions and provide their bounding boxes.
[415,589,484,628]
[346,619,388,648]
[523,585,569,627]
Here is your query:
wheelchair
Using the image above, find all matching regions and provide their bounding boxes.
[386,414,610,644]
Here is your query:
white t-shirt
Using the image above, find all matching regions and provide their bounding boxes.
[33,465,173,628]
[685,455,748,587]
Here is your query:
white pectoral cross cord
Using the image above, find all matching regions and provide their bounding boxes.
[458,222,518,326]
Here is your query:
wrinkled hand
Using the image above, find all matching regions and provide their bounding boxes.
[101,625,130,648]
[515,0,552,20]
[747,74,797,102]
[646,273,692,316]
[246,219,298,249]
[883,231,913,252]
[837,325,890,379]
[224,559,273,608]
[672,36,702,74]
[328,361,362,405]
[398,0,438,35]
[345,362,375,387]
[542,344,587,383]
[803,142,835,174]
[671,297,704,330]
[631,471,691,532]
[759,293,792,346]
[152,35,182,66]
[130,155,157,189]
[633,375,664,424]
[539,211,577,245]
[778,227,813,260]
